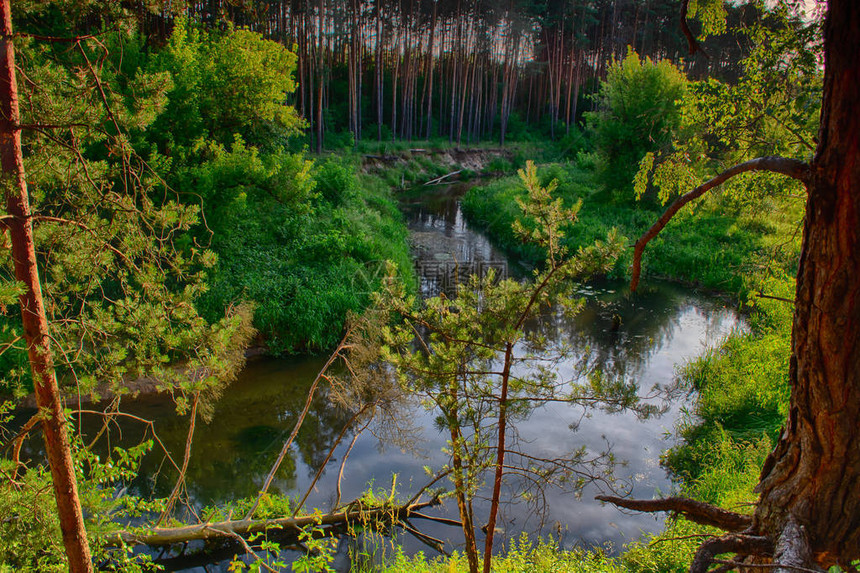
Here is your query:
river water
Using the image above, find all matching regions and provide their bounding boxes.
[25,182,744,569]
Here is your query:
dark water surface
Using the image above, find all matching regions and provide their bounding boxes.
[21,183,745,570]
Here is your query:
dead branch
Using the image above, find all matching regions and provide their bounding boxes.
[403,521,448,553]
[158,392,199,525]
[408,511,462,528]
[424,170,462,186]
[595,495,752,531]
[16,31,110,43]
[292,404,371,517]
[689,534,774,573]
[243,329,352,520]
[335,424,365,509]
[756,292,795,304]
[5,413,40,480]
[105,497,440,548]
[630,156,810,292]
[71,409,181,474]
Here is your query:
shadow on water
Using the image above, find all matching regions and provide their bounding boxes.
[13,182,746,571]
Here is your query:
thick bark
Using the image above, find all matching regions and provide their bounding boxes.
[620,3,859,569]
[753,1,860,567]
[0,2,93,571]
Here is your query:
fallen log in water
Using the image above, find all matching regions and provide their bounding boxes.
[424,170,462,186]
[105,497,442,548]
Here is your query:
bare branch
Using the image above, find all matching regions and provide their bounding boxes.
[15,31,109,43]
[158,392,199,525]
[402,521,448,553]
[631,156,810,291]
[596,495,752,531]
[292,404,371,517]
[756,292,795,304]
[690,534,774,573]
[335,421,367,508]
[243,328,352,520]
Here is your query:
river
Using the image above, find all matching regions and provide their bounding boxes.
[21,181,745,570]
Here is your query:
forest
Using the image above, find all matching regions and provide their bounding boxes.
[0,0,857,572]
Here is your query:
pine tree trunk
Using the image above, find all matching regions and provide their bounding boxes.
[0,3,93,571]
[753,1,860,566]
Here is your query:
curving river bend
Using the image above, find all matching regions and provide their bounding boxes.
[43,182,744,570]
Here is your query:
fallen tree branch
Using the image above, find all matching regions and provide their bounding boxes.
[595,495,752,531]
[424,170,462,186]
[106,497,441,548]
[630,156,810,292]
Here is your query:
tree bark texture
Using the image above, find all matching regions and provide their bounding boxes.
[753,0,860,567]
[0,2,93,571]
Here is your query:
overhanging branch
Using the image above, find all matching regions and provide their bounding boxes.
[596,495,752,531]
[630,156,810,291]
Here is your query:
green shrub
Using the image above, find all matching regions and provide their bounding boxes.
[587,50,687,195]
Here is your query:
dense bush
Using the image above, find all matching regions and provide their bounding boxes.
[138,24,414,354]
[587,50,687,195]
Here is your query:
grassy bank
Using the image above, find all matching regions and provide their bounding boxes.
[196,153,415,354]
[461,162,803,295]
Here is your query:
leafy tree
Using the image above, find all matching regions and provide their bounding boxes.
[148,19,304,153]
[0,5,255,570]
[588,49,688,195]
[635,6,820,206]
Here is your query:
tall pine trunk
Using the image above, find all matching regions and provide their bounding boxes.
[0,3,93,571]
[753,1,860,564]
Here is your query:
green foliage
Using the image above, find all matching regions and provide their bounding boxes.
[587,50,687,195]
[292,519,338,573]
[149,18,304,151]
[0,427,165,571]
[0,19,258,400]
[379,535,625,572]
[664,280,792,487]
[463,161,801,293]
[315,157,359,205]
[196,165,413,353]
[634,8,820,206]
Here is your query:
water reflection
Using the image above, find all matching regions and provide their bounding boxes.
[12,183,745,570]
